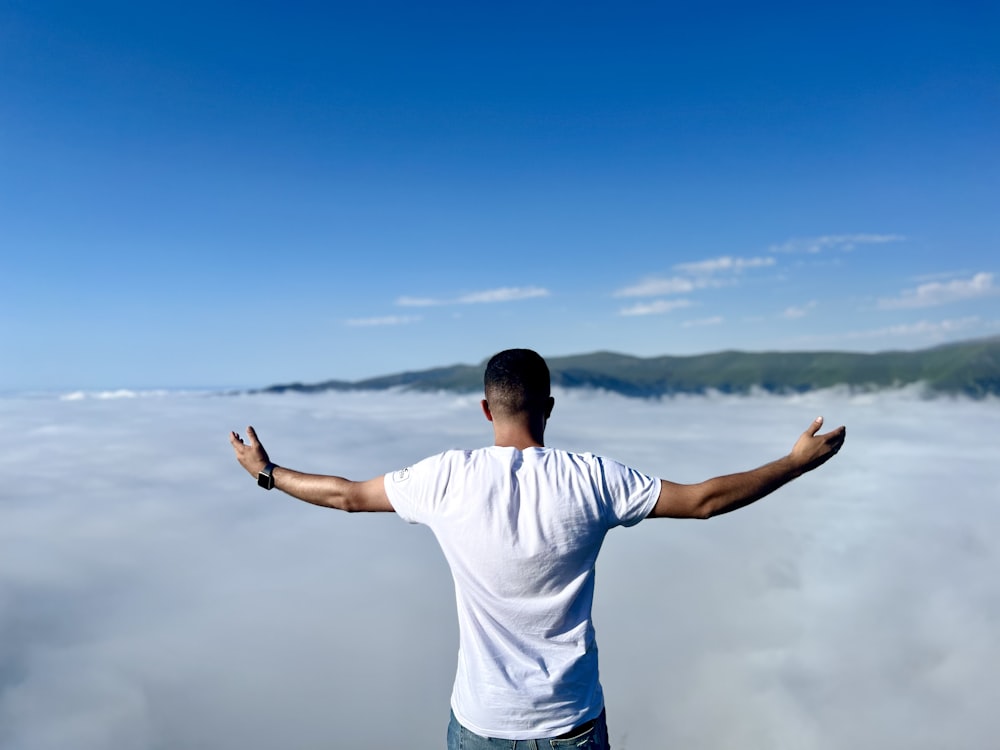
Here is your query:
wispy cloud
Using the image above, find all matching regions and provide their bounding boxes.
[345,315,421,326]
[395,296,443,307]
[682,316,724,328]
[770,234,904,254]
[875,317,983,337]
[806,317,983,343]
[909,270,973,284]
[396,286,550,307]
[619,299,693,316]
[457,286,550,303]
[675,256,775,274]
[878,272,995,309]
[614,277,697,298]
[783,301,818,319]
[615,255,774,301]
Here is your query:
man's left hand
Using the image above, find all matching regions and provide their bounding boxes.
[230,425,271,477]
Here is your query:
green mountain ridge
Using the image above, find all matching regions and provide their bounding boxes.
[255,336,1000,399]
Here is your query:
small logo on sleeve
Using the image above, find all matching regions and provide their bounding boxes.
[392,468,411,483]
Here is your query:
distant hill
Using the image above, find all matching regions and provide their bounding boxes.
[254,336,1000,399]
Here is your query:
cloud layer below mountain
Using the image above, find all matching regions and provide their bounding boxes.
[2,388,997,749]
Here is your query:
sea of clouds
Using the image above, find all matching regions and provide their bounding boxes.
[1,387,997,749]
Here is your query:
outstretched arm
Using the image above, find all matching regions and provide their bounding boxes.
[229,426,394,512]
[647,416,846,520]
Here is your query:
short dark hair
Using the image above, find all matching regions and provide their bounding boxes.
[484,349,551,417]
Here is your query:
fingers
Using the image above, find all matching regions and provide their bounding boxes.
[229,428,259,452]
[230,426,258,445]
[817,424,846,460]
[827,424,847,448]
[231,425,269,463]
[804,417,847,445]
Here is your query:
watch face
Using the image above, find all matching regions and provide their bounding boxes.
[257,465,275,489]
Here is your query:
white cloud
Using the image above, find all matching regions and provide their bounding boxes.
[345,315,421,326]
[615,256,773,301]
[850,317,982,339]
[770,234,905,254]
[675,256,775,274]
[618,298,693,316]
[457,286,550,303]
[682,316,724,328]
[3,388,999,749]
[878,272,996,309]
[796,317,988,347]
[395,296,443,307]
[613,277,696,298]
[783,301,818,319]
[396,286,550,307]
[910,270,973,284]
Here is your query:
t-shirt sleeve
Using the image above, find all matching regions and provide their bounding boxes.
[597,457,660,528]
[384,452,449,525]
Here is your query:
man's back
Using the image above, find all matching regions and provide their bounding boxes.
[385,445,660,739]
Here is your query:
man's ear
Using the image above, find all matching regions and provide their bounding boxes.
[545,396,555,419]
[481,399,494,422]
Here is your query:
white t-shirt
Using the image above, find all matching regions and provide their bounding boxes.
[384,445,660,739]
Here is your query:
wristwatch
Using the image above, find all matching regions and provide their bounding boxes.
[257,462,277,490]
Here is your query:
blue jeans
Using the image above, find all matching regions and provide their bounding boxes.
[447,710,610,749]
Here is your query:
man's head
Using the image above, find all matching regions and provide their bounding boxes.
[483,348,552,421]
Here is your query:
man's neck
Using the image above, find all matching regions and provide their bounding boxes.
[492,422,545,450]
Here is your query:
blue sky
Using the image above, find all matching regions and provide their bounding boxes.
[2,1,998,390]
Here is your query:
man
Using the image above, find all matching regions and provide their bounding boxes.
[230,348,845,749]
